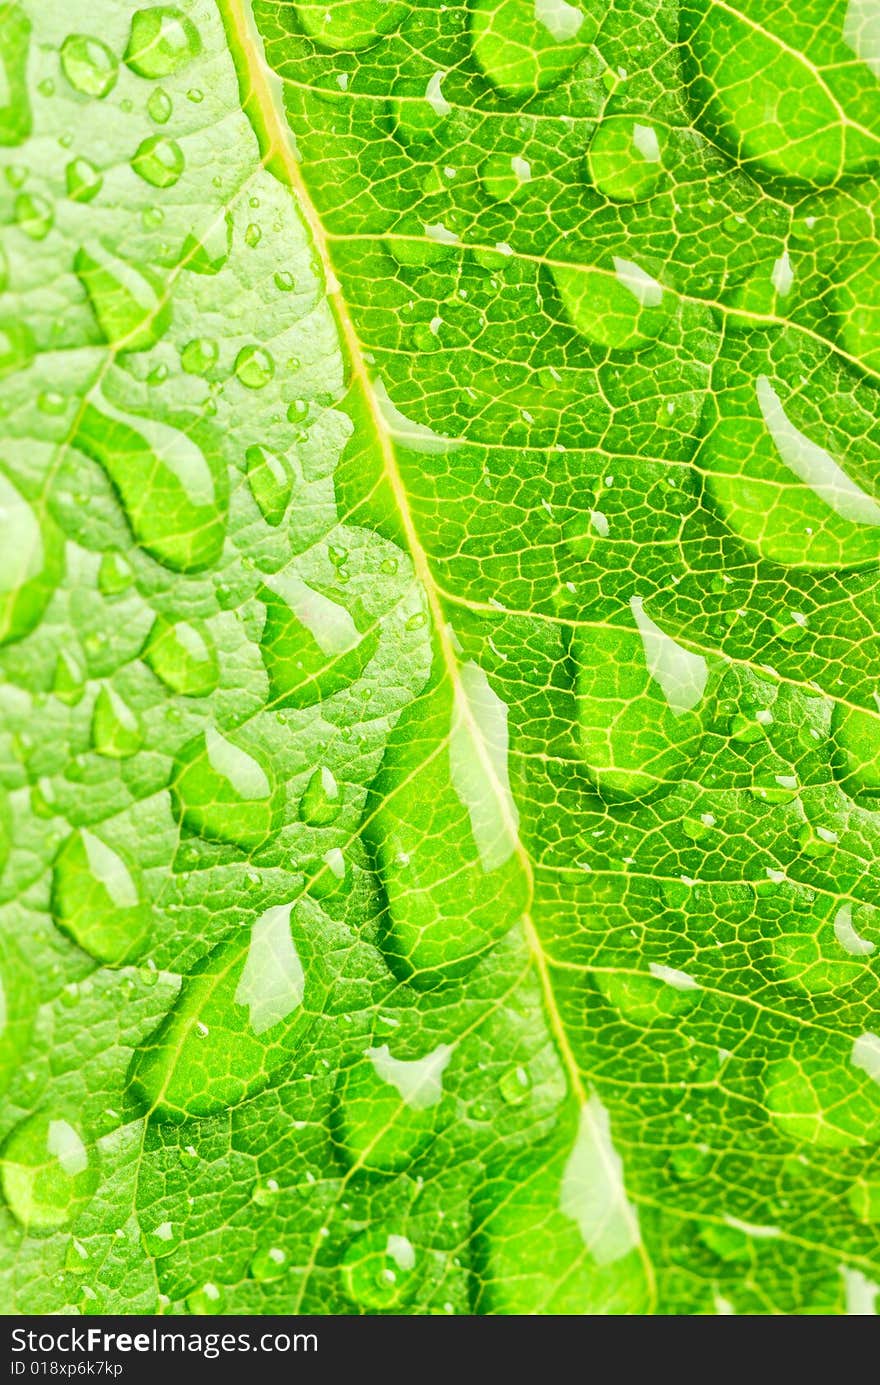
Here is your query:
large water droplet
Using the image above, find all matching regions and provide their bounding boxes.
[681,0,880,186]
[234,346,274,390]
[574,594,712,801]
[832,700,880,802]
[53,650,85,705]
[1,1113,98,1230]
[74,242,170,352]
[335,1039,452,1171]
[179,212,232,275]
[552,256,673,351]
[0,472,63,647]
[701,372,880,569]
[258,570,377,708]
[74,397,227,573]
[66,158,103,203]
[0,7,32,146]
[51,829,150,965]
[364,662,529,985]
[341,1230,418,1310]
[124,7,201,78]
[766,1039,880,1148]
[293,0,407,51]
[60,34,118,98]
[131,135,185,188]
[129,901,318,1119]
[587,116,665,202]
[246,444,293,527]
[91,685,142,758]
[172,727,277,851]
[300,766,342,825]
[471,0,597,96]
[143,616,218,696]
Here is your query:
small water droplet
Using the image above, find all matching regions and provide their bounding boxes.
[470,0,596,96]
[52,650,85,705]
[499,1066,531,1106]
[274,269,295,292]
[147,87,172,123]
[97,549,133,596]
[341,1230,418,1310]
[141,1220,181,1258]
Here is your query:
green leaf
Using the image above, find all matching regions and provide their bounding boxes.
[1,0,879,1318]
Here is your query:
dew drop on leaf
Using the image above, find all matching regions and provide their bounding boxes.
[59,35,118,99]
[74,242,170,352]
[341,1231,418,1310]
[293,0,407,52]
[0,471,63,647]
[172,727,277,852]
[258,569,377,708]
[587,116,665,202]
[147,87,172,124]
[51,829,150,965]
[131,135,185,188]
[470,0,597,96]
[91,685,142,759]
[0,1113,98,1231]
[300,766,342,825]
[246,444,293,526]
[0,6,31,146]
[14,192,53,240]
[249,1245,287,1281]
[65,157,103,203]
[124,7,202,79]
[552,257,673,351]
[180,337,218,377]
[234,345,275,389]
[143,616,218,697]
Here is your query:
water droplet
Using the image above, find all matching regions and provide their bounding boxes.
[97,549,133,596]
[274,269,295,292]
[575,594,712,801]
[172,727,277,851]
[336,1040,452,1171]
[179,212,232,275]
[74,242,170,352]
[91,685,142,759]
[251,1178,279,1206]
[129,901,320,1119]
[0,6,32,146]
[552,256,673,350]
[470,0,596,95]
[499,1066,531,1106]
[186,1282,223,1315]
[141,1220,181,1258]
[0,471,63,647]
[65,158,103,203]
[51,829,149,965]
[147,86,172,123]
[702,373,880,569]
[143,617,218,697]
[365,663,529,985]
[14,191,53,240]
[479,152,532,203]
[0,321,34,378]
[246,444,293,526]
[341,1231,418,1310]
[0,1113,98,1230]
[60,34,118,99]
[249,1245,287,1281]
[0,937,35,1100]
[244,222,262,248]
[832,701,880,803]
[234,345,274,389]
[849,1178,880,1224]
[587,116,664,201]
[180,337,218,378]
[300,766,342,825]
[765,1041,880,1149]
[131,135,184,188]
[124,7,201,78]
[293,0,407,50]
[74,396,227,572]
[53,650,85,705]
[680,0,880,186]
[258,570,377,708]
[65,1237,91,1273]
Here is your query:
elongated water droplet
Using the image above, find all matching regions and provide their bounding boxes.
[74,397,226,572]
[702,372,880,569]
[91,685,142,758]
[0,471,63,647]
[575,595,712,801]
[832,700,880,802]
[51,829,150,965]
[66,157,103,203]
[60,34,118,98]
[246,444,293,526]
[293,0,407,50]
[0,7,32,146]
[15,192,53,240]
[179,212,231,275]
[97,549,133,596]
[1,1113,98,1230]
[552,257,672,350]
[131,135,184,188]
[341,1231,418,1310]
[124,7,201,78]
[300,766,341,825]
[259,570,377,708]
[147,86,172,123]
[587,116,665,202]
[143,616,218,696]
[74,242,170,352]
[0,322,34,377]
[364,663,529,985]
[335,1039,452,1171]
[129,901,321,1119]
[141,1219,181,1258]
[471,0,597,95]
[172,727,277,851]
[53,649,85,705]
[766,1040,880,1148]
